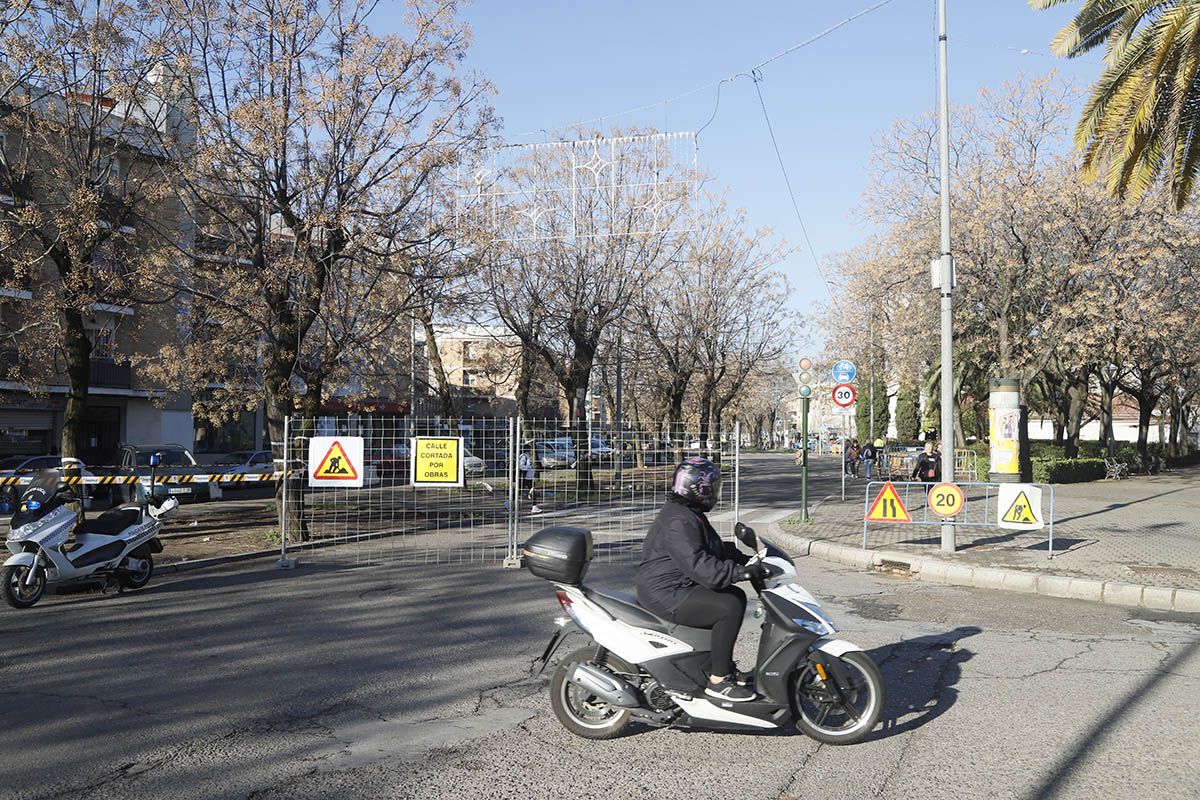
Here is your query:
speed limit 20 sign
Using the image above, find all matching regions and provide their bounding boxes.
[832,383,857,408]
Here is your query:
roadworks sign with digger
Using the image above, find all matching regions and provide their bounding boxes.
[309,437,364,487]
[997,483,1044,530]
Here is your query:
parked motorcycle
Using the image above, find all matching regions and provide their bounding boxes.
[3,455,177,609]
[524,522,885,744]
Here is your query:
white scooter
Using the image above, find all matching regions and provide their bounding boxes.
[3,455,177,609]
[525,523,885,744]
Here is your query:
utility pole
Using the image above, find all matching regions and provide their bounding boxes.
[937,0,956,552]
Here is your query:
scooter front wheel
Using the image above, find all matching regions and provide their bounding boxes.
[793,651,884,745]
[3,564,46,609]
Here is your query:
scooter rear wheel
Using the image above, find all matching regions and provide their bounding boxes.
[793,651,884,745]
[550,647,632,740]
[118,553,154,590]
[3,564,46,609]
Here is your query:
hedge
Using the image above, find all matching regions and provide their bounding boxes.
[1031,457,1106,484]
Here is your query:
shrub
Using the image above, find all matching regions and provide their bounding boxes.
[1031,457,1106,484]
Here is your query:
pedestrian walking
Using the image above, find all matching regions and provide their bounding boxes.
[517,444,541,514]
[845,440,860,478]
[860,440,877,480]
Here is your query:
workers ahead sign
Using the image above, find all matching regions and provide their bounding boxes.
[309,436,364,487]
[412,437,464,488]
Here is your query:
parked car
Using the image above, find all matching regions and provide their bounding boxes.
[113,444,216,504]
[463,448,486,478]
[535,438,575,469]
[0,455,96,511]
[369,442,411,483]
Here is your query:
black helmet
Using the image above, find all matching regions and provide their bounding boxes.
[670,457,722,512]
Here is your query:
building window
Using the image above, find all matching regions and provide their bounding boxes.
[91,327,116,359]
[462,341,475,360]
[462,370,477,387]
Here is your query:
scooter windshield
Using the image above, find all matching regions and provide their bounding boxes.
[10,470,67,528]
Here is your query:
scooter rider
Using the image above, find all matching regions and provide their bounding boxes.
[636,457,774,703]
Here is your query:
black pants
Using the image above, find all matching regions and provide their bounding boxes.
[673,585,747,678]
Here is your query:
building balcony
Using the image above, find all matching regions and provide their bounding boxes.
[89,358,132,389]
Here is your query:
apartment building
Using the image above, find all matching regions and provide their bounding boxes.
[0,67,193,464]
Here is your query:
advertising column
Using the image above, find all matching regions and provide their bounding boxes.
[988,379,1021,483]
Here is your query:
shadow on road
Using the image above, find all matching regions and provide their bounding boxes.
[865,625,982,742]
[1025,636,1200,800]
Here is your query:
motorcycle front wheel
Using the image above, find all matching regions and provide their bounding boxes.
[549,647,632,740]
[3,564,46,609]
[793,650,884,745]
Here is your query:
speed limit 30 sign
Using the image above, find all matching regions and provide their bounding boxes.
[832,383,857,408]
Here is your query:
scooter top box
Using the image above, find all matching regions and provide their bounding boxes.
[523,526,593,585]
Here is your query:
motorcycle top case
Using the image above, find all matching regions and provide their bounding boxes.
[523,526,593,585]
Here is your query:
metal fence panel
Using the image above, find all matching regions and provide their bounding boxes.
[279,417,740,567]
[860,480,1056,556]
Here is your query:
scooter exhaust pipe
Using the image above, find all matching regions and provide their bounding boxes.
[565,663,641,708]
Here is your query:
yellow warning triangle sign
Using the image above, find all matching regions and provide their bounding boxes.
[312,440,359,481]
[866,481,911,523]
[1001,491,1038,524]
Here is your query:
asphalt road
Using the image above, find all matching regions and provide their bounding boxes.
[2,541,1196,799]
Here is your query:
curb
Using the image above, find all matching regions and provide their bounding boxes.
[764,518,1200,615]
[158,547,282,575]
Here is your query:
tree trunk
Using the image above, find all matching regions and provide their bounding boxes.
[1100,381,1116,455]
[420,315,457,427]
[60,310,92,458]
[1064,379,1088,459]
[299,373,322,420]
[1136,396,1155,462]
[514,344,534,419]
[264,359,306,542]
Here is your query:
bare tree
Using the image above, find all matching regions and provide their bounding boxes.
[166,0,494,450]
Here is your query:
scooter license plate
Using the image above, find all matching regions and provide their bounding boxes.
[168,487,190,494]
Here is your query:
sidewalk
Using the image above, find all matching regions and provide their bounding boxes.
[776,466,1200,614]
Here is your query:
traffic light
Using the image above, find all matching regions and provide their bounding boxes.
[797,357,813,398]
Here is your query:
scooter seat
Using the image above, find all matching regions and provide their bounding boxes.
[583,587,674,633]
[75,507,141,537]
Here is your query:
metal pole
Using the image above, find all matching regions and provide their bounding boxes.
[800,395,810,522]
[733,420,740,534]
[937,0,956,552]
[869,315,875,442]
[841,413,847,502]
[614,331,623,482]
[276,416,294,569]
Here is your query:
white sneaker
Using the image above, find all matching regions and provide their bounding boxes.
[530,505,542,514]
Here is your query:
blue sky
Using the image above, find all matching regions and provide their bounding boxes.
[390,1,1106,318]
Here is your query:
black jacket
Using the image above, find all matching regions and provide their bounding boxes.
[912,451,940,482]
[636,497,748,619]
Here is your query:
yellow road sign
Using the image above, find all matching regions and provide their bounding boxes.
[412,437,463,487]
[928,482,965,517]
[866,481,911,523]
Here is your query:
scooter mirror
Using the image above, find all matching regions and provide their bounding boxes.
[735,522,756,549]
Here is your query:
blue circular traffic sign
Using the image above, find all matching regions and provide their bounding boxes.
[833,359,857,383]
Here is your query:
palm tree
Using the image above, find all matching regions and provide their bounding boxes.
[1032,0,1200,209]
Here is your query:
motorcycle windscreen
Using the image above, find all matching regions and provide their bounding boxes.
[11,470,67,527]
